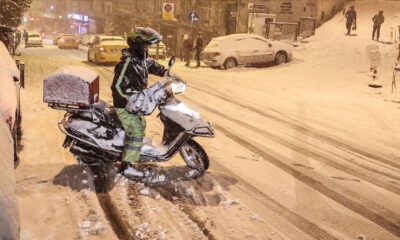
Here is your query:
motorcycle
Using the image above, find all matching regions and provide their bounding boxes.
[46,58,215,180]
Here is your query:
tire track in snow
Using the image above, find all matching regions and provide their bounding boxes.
[187,84,400,171]
[183,94,400,196]
[92,167,136,240]
[23,51,135,240]
[215,125,400,238]
[182,95,400,238]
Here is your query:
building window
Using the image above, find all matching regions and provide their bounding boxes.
[105,2,112,14]
[280,2,292,14]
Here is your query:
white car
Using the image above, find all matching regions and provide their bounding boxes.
[203,34,293,69]
[148,41,166,59]
[26,33,43,47]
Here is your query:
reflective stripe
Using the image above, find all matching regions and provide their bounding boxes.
[125,136,143,142]
[124,144,142,151]
[116,57,131,99]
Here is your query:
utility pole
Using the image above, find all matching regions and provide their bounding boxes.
[235,0,241,33]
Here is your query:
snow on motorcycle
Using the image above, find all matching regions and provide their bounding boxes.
[43,58,215,180]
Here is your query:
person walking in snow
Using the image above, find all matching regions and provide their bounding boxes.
[372,10,384,41]
[23,29,28,48]
[182,34,193,67]
[194,32,203,67]
[345,6,357,35]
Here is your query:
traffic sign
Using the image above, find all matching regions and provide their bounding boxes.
[188,11,199,23]
[162,3,174,20]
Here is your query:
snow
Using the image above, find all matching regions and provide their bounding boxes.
[163,102,200,119]
[0,41,18,128]
[0,118,19,240]
[12,0,400,239]
[43,66,99,106]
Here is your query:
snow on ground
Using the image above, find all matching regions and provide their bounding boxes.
[12,0,400,239]
[0,119,19,240]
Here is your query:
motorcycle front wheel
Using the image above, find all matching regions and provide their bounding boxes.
[179,139,210,173]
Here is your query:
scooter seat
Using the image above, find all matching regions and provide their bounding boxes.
[91,100,122,127]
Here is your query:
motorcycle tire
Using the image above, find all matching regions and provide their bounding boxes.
[179,139,210,173]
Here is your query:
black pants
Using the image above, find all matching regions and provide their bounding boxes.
[195,51,201,66]
[346,21,352,34]
[372,25,381,40]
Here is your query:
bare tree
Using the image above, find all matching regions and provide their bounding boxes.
[0,0,32,27]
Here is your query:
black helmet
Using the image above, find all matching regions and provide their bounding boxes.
[127,27,162,47]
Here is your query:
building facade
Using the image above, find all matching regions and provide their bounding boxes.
[26,0,345,48]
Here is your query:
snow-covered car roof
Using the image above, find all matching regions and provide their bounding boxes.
[212,33,268,41]
[99,36,124,41]
[148,41,166,47]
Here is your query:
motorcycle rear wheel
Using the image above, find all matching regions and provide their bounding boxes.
[179,139,210,173]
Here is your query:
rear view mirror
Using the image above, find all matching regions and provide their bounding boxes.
[167,56,175,76]
[168,56,175,68]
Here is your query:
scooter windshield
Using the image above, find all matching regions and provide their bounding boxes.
[164,102,200,119]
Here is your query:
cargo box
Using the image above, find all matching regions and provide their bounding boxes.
[43,66,99,107]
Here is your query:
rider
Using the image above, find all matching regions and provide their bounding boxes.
[111,27,168,172]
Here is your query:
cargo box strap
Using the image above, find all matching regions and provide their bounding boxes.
[116,57,131,99]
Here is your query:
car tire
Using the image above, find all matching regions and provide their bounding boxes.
[223,57,237,69]
[275,51,287,65]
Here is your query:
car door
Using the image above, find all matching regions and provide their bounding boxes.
[233,38,255,64]
[249,37,274,63]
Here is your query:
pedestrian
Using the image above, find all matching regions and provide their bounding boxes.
[372,10,384,41]
[23,29,28,48]
[15,30,21,48]
[111,27,167,173]
[194,32,204,67]
[345,6,357,35]
[180,33,187,62]
[182,34,193,67]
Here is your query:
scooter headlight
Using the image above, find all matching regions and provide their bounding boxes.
[193,126,215,136]
[171,82,186,94]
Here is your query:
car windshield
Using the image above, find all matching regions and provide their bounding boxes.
[101,38,124,42]
[101,39,126,46]
[149,42,165,48]
[207,40,220,48]
[29,34,40,38]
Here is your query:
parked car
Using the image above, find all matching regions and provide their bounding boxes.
[203,34,293,69]
[148,41,166,59]
[81,34,97,46]
[52,32,63,45]
[0,41,22,162]
[26,32,43,47]
[57,34,79,49]
[87,36,127,64]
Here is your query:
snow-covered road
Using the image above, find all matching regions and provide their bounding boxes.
[14,1,400,239]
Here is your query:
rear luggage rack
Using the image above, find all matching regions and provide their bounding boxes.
[48,103,91,112]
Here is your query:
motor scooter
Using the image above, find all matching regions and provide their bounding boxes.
[46,58,215,179]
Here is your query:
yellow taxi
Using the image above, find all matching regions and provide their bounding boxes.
[87,36,127,64]
[57,34,79,49]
